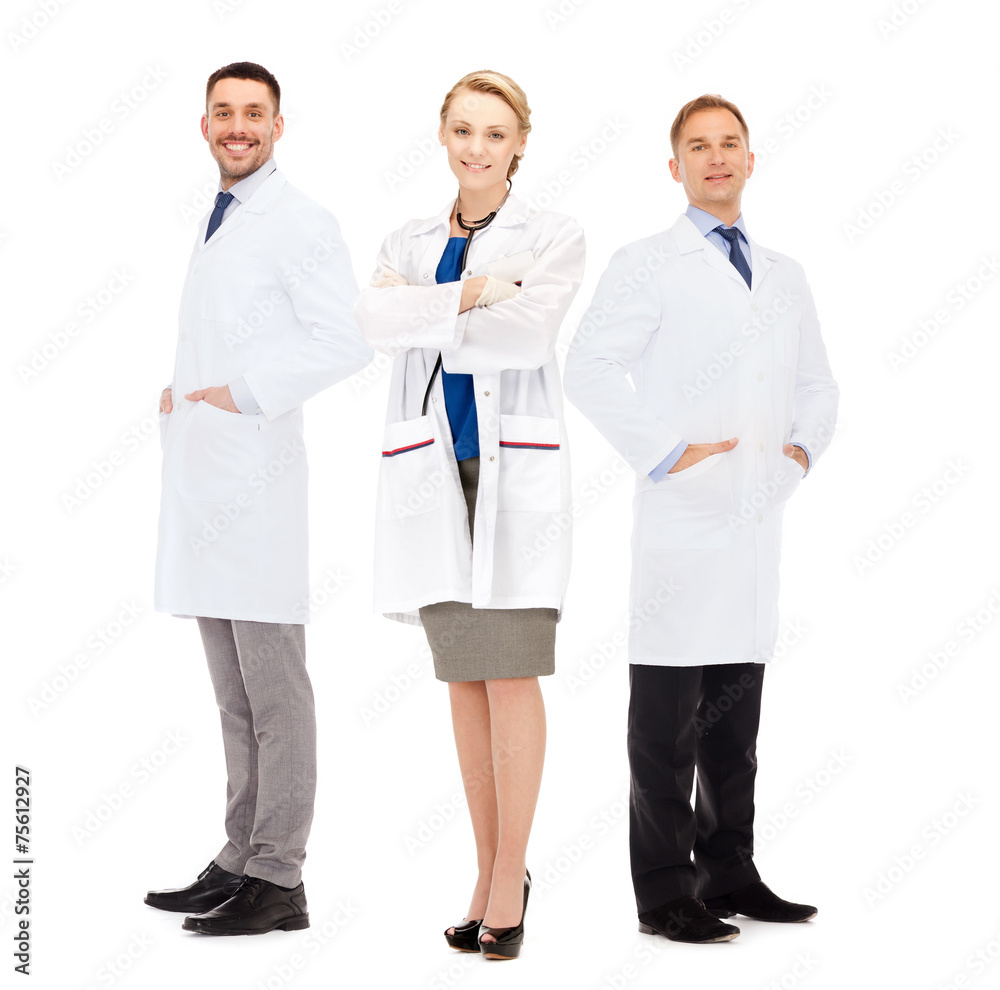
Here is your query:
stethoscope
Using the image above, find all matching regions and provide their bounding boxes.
[456,183,510,270]
[421,185,510,416]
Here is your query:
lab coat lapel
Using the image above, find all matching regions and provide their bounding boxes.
[672,213,747,290]
[746,236,775,298]
[197,201,249,251]
[411,192,533,280]
[196,170,287,252]
[411,199,452,282]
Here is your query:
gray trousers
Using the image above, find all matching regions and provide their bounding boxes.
[196,617,315,887]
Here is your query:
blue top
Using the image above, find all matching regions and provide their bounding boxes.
[436,237,479,461]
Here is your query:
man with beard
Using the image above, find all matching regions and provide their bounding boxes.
[145,62,371,935]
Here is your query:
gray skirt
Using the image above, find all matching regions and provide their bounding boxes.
[419,456,557,683]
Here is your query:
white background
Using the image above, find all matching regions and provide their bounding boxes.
[4,0,998,987]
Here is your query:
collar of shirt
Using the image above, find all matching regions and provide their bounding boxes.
[684,203,752,273]
[216,158,278,221]
[685,203,749,243]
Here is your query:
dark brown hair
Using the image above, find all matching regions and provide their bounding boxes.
[206,62,280,114]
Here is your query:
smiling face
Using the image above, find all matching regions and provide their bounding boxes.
[669,107,753,224]
[438,88,526,197]
[201,77,283,189]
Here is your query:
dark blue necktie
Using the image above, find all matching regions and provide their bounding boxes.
[205,191,235,242]
[714,225,751,288]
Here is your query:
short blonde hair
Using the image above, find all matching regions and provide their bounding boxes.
[440,70,531,179]
[670,94,749,158]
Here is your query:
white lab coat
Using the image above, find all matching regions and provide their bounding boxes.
[154,170,373,624]
[563,214,838,665]
[354,194,585,624]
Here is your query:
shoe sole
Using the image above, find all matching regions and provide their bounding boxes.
[638,923,739,943]
[707,910,817,923]
[145,898,228,914]
[182,915,309,936]
[481,947,521,960]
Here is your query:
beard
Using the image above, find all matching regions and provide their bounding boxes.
[211,137,271,183]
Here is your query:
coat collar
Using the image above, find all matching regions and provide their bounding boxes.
[670,212,778,295]
[410,191,532,236]
[198,170,287,250]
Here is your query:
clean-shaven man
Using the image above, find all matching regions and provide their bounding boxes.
[145,62,372,935]
[564,94,838,943]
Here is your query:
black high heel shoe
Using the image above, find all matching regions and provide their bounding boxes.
[479,870,531,960]
[444,917,483,952]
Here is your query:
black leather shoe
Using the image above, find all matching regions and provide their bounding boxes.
[479,870,531,960]
[145,861,243,913]
[182,875,309,935]
[444,918,483,952]
[638,895,740,943]
[703,881,816,922]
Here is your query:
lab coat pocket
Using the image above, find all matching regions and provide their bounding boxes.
[177,401,261,503]
[774,453,806,503]
[497,414,562,513]
[380,415,443,520]
[643,453,734,550]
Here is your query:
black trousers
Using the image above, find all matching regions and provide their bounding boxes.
[628,661,765,914]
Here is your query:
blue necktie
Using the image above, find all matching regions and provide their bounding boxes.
[714,225,751,288]
[205,191,235,242]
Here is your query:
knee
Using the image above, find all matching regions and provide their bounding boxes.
[485,676,540,703]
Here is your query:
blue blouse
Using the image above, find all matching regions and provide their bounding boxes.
[436,236,479,461]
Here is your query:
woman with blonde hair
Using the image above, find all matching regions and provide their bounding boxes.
[354,70,585,959]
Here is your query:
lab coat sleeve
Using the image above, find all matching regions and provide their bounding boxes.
[354,226,464,355]
[441,216,585,375]
[563,242,686,476]
[242,208,374,421]
[787,279,838,466]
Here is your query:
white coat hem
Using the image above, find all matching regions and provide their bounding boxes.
[628,651,773,667]
[155,602,309,626]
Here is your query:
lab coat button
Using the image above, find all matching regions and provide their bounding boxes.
[757,372,764,382]
[489,456,495,462]
[751,304,759,313]
[484,391,490,396]
[465,269,472,276]
[758,442,764,452]
[757,514,763,524]
[422,272,430,279]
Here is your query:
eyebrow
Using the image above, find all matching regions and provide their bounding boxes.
[687,133,742,144]
[450,119,510,129]
[210,101,268,110]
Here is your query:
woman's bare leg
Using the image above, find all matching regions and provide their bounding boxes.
[446,679,498,931]
[479,675,546,940]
